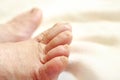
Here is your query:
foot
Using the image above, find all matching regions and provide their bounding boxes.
[0,8,42,42]
[0,23,72,80]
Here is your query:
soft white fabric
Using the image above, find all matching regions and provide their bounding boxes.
[0,0,120,80]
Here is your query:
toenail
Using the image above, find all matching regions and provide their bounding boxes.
[64,44,69,49]
[56,23,72,31]
[63,23,72,31]
[30,8,39,13]
[60,56,68,65]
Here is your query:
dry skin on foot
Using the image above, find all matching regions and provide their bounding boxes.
[0,23,72,80]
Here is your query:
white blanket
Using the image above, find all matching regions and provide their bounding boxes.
[0,0,120,80]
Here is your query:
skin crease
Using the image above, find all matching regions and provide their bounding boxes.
[0,8,73,80]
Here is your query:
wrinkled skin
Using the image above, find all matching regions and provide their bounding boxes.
[0,8,72,80]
